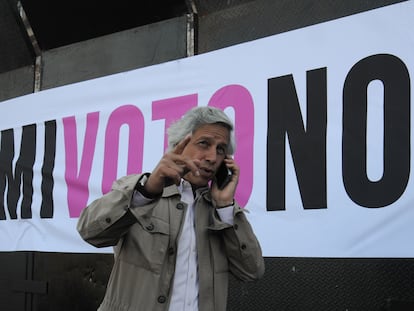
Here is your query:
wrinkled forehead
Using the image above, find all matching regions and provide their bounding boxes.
[192,123,230,142]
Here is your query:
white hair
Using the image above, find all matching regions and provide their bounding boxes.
[167,106,235,154]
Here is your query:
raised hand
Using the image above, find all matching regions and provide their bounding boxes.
[143,135,200,196]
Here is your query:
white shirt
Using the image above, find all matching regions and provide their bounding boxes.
[132,179,234,311]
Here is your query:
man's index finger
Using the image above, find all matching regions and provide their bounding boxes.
[172,134,191,154]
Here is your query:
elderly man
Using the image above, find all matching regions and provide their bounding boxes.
[77,106,265,311]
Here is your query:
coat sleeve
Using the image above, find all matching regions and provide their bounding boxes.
[77,174,143,248]
[209,204,265,282]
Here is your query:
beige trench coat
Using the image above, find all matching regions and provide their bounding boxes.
[77,174,265,311]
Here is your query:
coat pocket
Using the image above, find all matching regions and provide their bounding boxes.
[119,216,170,273]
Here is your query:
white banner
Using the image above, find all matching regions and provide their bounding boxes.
[0,1,413,257]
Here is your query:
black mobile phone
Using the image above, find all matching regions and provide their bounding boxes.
[215,160,233,190]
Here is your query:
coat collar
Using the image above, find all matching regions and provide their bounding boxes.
[161,179,211,202]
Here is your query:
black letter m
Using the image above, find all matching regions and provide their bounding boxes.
[0,125,36,219]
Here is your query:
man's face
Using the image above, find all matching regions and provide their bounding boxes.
[182,123,230,187]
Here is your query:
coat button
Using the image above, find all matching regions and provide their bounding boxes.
[157,295,166,303]
[241,244,247,250]
[105,217,111,224]
[146,223,154,231]
[234,224,239,230]
[176,203,184,210]
[168,247,175,256]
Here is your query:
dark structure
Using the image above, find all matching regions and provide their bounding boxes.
[0,0,412,310]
